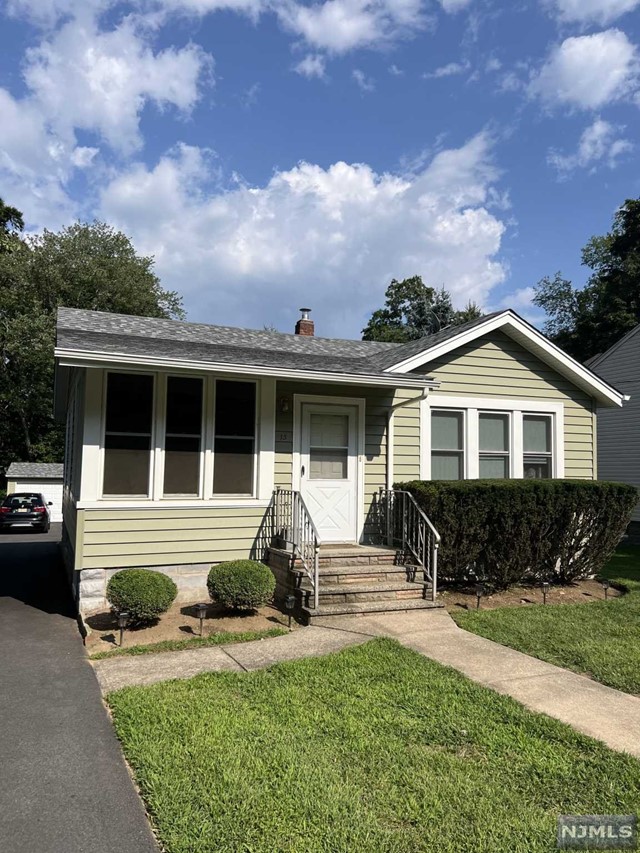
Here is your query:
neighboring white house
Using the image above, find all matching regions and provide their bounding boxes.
[588,326,639,530]
[6,462,64,522]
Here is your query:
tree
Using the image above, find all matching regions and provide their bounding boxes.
[534,198,640,362]
[0,198,24,254]
[0,214,184,471]
[362,276,482,342]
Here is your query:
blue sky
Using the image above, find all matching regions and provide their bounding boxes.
[1,0,639,338]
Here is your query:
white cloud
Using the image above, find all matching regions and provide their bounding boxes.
[423,60,470,78]
[529,29,639,110]
[276,0,429,54]
[23,15,211,153]
[99,132,507,336]
[294,53,327,78]
[352,68,375,91]
[544,0,640,26]
[548,118,633,176]
[388,62,403,75]
[439,0,471,11]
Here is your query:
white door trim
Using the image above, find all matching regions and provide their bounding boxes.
[293,394,366,543]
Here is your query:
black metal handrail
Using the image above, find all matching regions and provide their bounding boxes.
[273,488,320,610]
[379,489,440,601]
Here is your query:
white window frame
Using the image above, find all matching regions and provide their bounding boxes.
[89,369,276,508]
[429,408,467,480]
[420,395,564,480]
[158,374,206,499]
[478,410,512,479]
[100,370,157,499]
[522,413,554,479]
[209,377,259,499]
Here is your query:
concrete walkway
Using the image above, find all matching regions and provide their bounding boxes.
[0,526,158,853]
[93,608,640,761]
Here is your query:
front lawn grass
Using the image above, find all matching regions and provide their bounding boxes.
[90,627,287,659]
[452,545,640,695]
[108,638,640,853]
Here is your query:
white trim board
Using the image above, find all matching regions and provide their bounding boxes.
[420,394,565,480]
[385,310,624,408]
[55,349,440,391]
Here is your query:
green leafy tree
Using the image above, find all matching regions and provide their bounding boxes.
[0,214,184,471]
[0,198,24,254]
[362,276,482,342]
[534,198,640,362]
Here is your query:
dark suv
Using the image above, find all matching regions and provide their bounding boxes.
[0,493,52,533]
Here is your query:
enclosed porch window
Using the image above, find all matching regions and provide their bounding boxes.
[103,373,154,496]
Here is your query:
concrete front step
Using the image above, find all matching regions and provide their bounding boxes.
[311,580,429,606]
[303,598,442,623]
[319,563,422,584]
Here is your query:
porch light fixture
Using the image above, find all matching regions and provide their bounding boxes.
[284,594,296,630]
[278,397,290,414]
[474,584,484,610]
[196,603,208,636]
[541,581,550,605]
[117,611,129,647]
[602,579,610,600]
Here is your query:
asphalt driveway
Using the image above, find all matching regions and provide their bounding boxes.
[0,524,157,853]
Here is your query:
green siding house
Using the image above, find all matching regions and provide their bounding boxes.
[54,307,624,617]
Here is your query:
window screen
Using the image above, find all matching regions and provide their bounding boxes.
[523,415,553,479]
[163,377,203,496]
[309,413,349,480]
[479,412,510,479]
[213,381,256,494]
[431,410,464,480]
[103,373,154,495]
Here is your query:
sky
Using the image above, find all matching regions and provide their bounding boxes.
[1,0,639,339]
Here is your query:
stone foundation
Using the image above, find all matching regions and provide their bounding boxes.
[77,563,213,615]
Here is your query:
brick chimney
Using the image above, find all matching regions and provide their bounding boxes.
[295,308,314,336]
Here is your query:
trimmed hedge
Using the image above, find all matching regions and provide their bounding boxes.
[107,569,178,625]
[400,479,637,589]
[207,560,276,611]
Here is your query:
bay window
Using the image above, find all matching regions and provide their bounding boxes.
[103,373,154,496]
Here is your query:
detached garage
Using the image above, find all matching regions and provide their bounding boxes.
[6,463,64,523]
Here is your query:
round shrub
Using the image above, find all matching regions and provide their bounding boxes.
[207,560,276,611]
[106,569,178,625]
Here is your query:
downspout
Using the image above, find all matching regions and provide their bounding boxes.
[386,387,431,489]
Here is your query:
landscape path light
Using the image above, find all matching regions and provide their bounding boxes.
[196,603,208,637]
[475,583,484,610]
[117,611,129,647]
[542,581,550,605]
[285,594,296,630]
[602,579,610,600]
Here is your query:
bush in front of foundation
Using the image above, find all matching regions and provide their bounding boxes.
[107,569,178,625]
[207,560,276,611]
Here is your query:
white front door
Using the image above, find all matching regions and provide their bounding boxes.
[300,404,359,543]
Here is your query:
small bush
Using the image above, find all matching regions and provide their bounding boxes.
[207,560,275,611]
[400,479,637,590]
[107,569,177,625]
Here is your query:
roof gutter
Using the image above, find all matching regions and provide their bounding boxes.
[387,387,431,490]
[54,348,440,391]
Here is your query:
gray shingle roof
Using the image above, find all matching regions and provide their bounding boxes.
[7,463,63,479]
[55,307,500,379]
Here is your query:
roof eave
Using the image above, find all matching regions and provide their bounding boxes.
[54,347,440,391]
[382,310,625,407]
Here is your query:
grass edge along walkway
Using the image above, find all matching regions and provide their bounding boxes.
[90,627,287,659]
[451,545,640,695]
[107,638,640,853]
